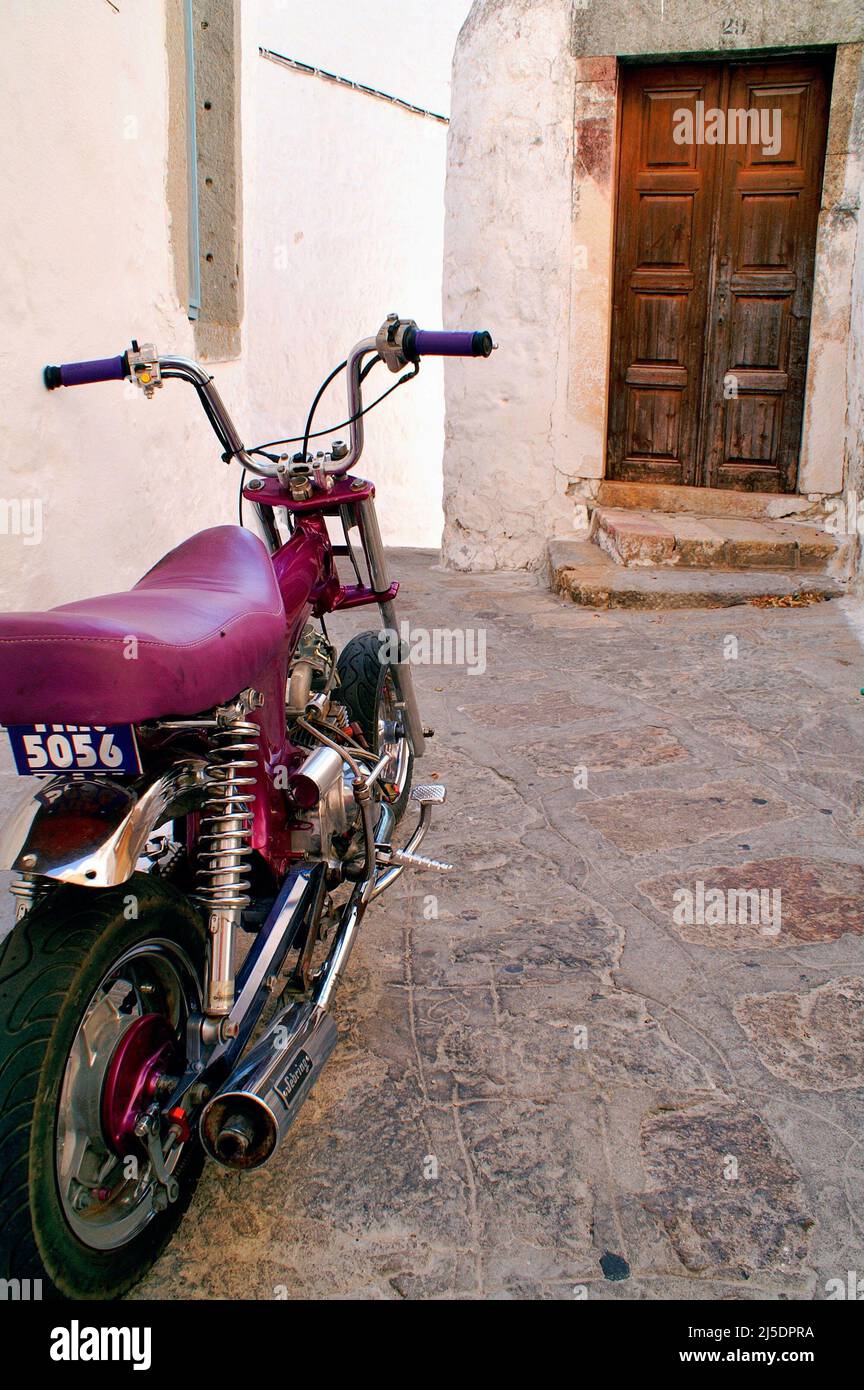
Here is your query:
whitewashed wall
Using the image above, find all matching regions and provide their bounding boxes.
[241,0,471,548]
[0,0,470,615]
[0,1,239,611]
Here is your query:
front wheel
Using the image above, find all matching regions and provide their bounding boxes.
[0,874,206,1299]
[337,630,414,821]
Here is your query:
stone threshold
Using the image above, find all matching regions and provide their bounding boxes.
[593,506,842,572]
[548,538,844,610]
[568,478,828,523]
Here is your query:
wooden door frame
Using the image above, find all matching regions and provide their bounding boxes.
[605,48,836,496]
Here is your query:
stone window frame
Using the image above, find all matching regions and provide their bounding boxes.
[167,0,243,361]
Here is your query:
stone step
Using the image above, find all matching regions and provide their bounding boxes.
[574,478,823,523]
[593,507,842,572]
[547,538,844,611]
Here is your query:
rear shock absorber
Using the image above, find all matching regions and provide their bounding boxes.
[195,690,263,1017]
[9,873,50,921]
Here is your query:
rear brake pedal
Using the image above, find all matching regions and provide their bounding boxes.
[410,783,446,805]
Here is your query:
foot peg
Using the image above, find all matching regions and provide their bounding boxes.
[371,782,452,895]
[377,845,453,872]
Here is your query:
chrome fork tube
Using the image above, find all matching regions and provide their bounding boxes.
[355,496,426,758]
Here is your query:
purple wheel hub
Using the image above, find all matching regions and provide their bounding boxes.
[101,1014,179,1156]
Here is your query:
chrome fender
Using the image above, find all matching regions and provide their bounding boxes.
[0,759,207,887]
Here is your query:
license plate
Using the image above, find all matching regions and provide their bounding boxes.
[6,723,142,776]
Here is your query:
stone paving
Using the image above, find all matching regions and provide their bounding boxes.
[2,549,864,1300]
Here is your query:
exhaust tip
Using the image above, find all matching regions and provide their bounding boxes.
[201,1095,277,1170]
[199,1002,340,1171]
[214,1113,257,1164]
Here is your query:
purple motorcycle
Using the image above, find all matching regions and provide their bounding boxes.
[0,316,493,1299]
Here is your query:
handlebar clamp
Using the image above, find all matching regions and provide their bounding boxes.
[375,314,418,374]
[126,341,162,398]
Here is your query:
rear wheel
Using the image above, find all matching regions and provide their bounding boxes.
[0,874,205,1299]
[337,630,414,821]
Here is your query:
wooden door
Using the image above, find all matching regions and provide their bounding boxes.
[607,56,832,492]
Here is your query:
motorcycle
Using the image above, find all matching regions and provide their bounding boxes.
[0,316,494,1299]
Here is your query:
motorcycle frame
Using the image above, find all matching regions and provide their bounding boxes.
[149,347,429,1106]
[237,472,423,872]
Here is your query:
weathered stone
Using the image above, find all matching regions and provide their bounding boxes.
[548,538,842,610]
[458,1097,598,1281]
[585,480,822,522]
[595,509,677,566]
[578,781,795,853]
[570,993,716,1097]
[594,507,840,572]
[641,1101,814,1276]
[734,977,864,1088]
[641,857,864,947]
[465,691,609,728]
[526,725,688,774]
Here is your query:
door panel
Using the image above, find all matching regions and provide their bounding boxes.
[704,59,831,490]
[607,64,722,484]
[607,56,832,492]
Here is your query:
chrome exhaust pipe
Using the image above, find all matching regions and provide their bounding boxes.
[200,999,338,1170]
[200,803,401,1170]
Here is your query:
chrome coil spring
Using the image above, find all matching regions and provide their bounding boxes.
[195,719,260,913]
[10,873,50,921]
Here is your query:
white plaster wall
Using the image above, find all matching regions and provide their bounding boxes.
[845,68,864,587]
[0,0,470,618]
[443,0,578,571]
[240,0,472,548]
[0,1,240,612]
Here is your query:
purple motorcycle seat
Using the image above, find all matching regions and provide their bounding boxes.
[0,526,287,725]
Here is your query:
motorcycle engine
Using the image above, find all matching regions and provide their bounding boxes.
[286,622,336,720]
[286,625,363,865]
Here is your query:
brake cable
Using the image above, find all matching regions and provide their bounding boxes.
[238,356,419,527]
[246,356,418,457]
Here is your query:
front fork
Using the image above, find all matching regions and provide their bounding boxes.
[252,489,427,759]
[352,493,426,759]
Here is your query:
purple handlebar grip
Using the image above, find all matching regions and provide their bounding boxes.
[48,355,127,388]
[412,330,478,357]
[61,355,127,386]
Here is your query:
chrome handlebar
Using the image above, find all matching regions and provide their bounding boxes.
[158,355,272,477]
[159,323,399,482]
[48,314,490,486]
[334,336,378,477]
